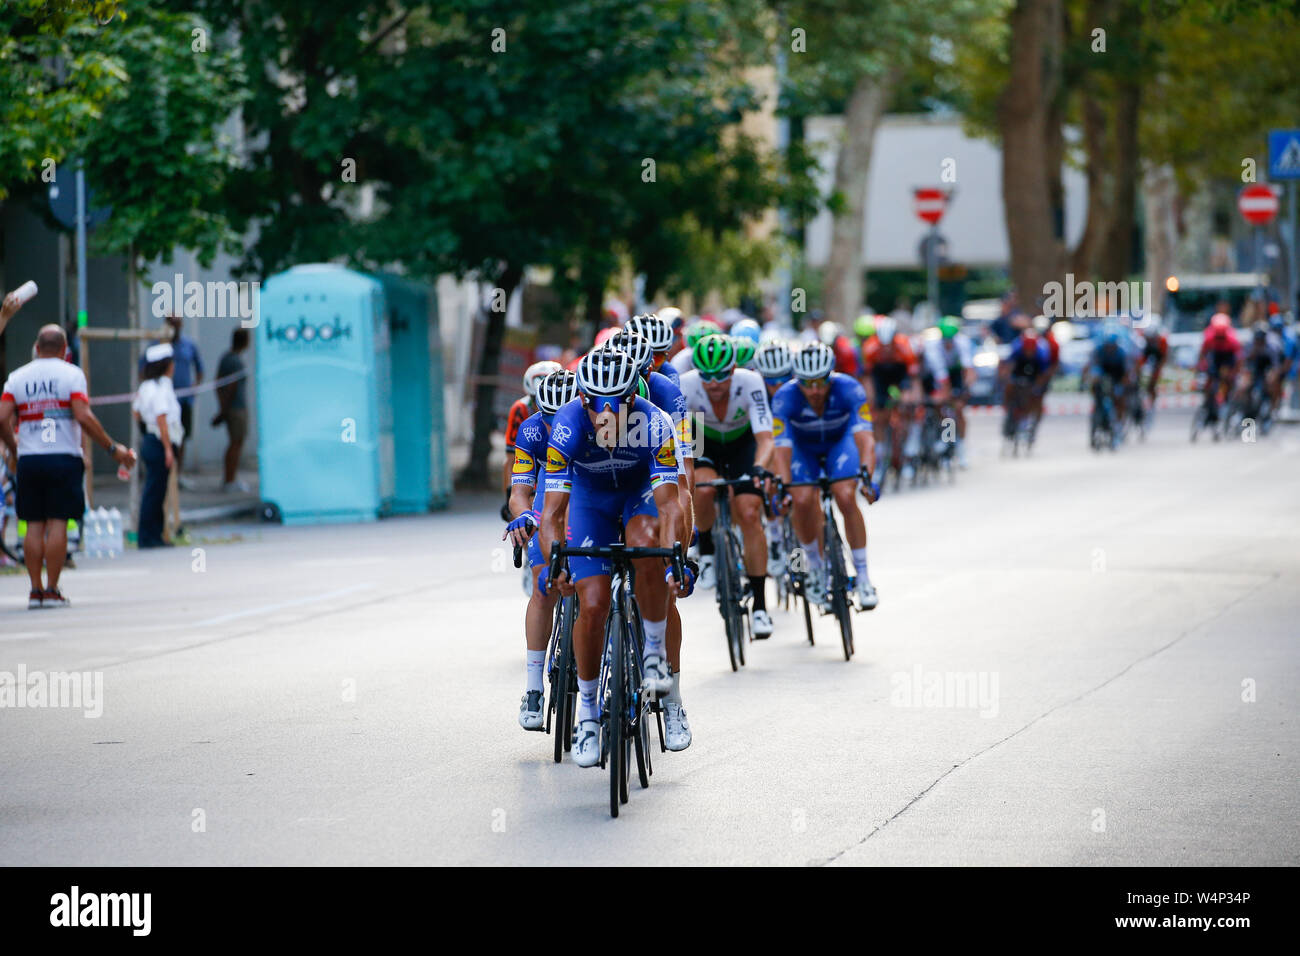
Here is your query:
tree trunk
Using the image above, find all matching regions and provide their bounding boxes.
[459,261,523,488]
[823,68,900,327]
[1143,163,1178,314]
[1070,85,1111,278]
[998,0,1065,313]
[1096,73,1141,282]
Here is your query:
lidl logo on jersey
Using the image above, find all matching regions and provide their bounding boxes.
[546,447,567,473]
[655,436,677,467]
[513,449,535,474]
[772,417,784,437]
[265,314,352,347]
[858,401,873,423]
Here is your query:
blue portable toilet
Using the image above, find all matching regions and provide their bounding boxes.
[256,264,395,524]
[374,273,452,513]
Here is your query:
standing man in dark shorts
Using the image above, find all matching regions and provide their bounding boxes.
[212,328,251,493]
[0,325,136,608]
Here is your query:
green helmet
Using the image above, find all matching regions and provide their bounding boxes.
[730,335,756,367]
[854,314,876,340]
[939,316,960,339]
[684,321,712,349]
[636,376,649,399]
[692,334,736,375]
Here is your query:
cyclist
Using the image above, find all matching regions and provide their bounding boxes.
[754,339,795,575]
[1197,313,1242,425]
[671,318,721,375]
[1084,328,1132,432]
[860,317,920,481]
[680,335,778,638]
[771,343,879,610]
[921,316,975,469]
[820,320,861,376]
[1031,316,1060,432]
[626,312,679,387]
[1000,328,1051,443]
[1138,319,1168,402]
[502,360,561,512]
[1239,322,1279,422]
[503,370,579,730]
[731,317,763,350]
[610,327,697,694]
[1267,314,1296,409]
[539,347,693,766]
[730,334,758,371]
[853,314,875,350]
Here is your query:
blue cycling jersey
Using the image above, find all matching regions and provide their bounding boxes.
[1089,343,1129,380]
[510,410,552,514]
[545,396,678,498]
[1007,338,1051,379]
[656,361,681,388]
[770,372,873,451]
[646,369,687,423]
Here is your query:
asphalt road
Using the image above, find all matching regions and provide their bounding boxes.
[2,408,1297,865]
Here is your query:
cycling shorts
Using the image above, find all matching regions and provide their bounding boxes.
[789,430,861,485]
[563,485,660,582]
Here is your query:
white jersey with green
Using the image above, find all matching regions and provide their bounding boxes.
[678,367,772,444]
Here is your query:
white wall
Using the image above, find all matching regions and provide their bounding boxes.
[804,113,1088,271]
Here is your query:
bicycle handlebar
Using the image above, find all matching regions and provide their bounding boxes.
[548,541,686,587]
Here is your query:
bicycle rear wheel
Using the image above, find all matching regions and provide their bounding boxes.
[552,597,576,763]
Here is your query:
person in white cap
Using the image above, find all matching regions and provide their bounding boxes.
[1,325,137,608]
[133,343,184,548]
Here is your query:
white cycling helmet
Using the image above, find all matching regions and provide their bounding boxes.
[576,345,640,401]
[535,369,579,415]
[656,306,683,326]
[625,313,674,353]
[523,360,562,398]
[792,342,835,380]
[875,317,897,346]
[754,340,794,378]
[818,320,842,346]
[608,328,655,375]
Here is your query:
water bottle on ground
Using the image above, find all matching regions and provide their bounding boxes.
[106,508,124,556]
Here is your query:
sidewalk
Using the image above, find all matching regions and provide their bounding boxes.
[88,467,261,525]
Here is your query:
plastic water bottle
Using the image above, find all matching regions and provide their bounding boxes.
[106,508,123,556]
[95,507,110,557]
[83,510,101,557]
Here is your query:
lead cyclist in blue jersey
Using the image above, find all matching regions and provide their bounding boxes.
[770,343,879,610]
[539,346,693,767]
[503,370,580,730]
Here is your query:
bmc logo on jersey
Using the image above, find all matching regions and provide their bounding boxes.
[655,437,676,467]
[512,449,535,474]
[546,447,567,473]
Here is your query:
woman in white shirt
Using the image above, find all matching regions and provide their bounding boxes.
[133,343,185,548]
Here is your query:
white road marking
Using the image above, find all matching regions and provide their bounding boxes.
[195,583,374,626]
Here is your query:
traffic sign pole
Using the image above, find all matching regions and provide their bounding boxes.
[1291,183,1298,317]
[927,223,939,320]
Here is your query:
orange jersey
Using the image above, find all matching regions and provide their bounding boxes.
[504,396,533,448]
[860,336,919,375]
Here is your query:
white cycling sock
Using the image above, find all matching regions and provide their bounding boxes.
[664,671,682,704]
[577,677,599,723]
[851,548,869,583]
[641,616,667,660]
[526,649,545,693]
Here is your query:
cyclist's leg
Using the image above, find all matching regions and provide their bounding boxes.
[693,454,720,578]
[824,430,872,596]
[624,502,672,695]
[520,533,560,728]
[788,444,824,589]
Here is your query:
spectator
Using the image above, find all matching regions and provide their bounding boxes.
[141,315,203,488]
[133,343,184,549]
[0,325,136,607]
[211,328,251,493]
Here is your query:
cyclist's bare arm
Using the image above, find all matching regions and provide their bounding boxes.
[753,429,775,472]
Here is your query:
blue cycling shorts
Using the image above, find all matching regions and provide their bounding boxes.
[564,484,659,581]
[790,430,861,484]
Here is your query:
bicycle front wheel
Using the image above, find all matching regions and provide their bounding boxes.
[605,601,625,818]
[825,517,854,661]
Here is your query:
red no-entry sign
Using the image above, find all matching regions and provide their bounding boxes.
[1238,184,1280,225]
[914,187,949,225]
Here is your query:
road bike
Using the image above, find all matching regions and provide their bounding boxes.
[546,541,685,818]
[699,476,761,672]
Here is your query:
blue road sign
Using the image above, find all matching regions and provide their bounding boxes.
[1268,129,1300,181]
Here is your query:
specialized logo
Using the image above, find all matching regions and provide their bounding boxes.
[512,449,535,474]
[546,447,567,473]
[551,423,572,445]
